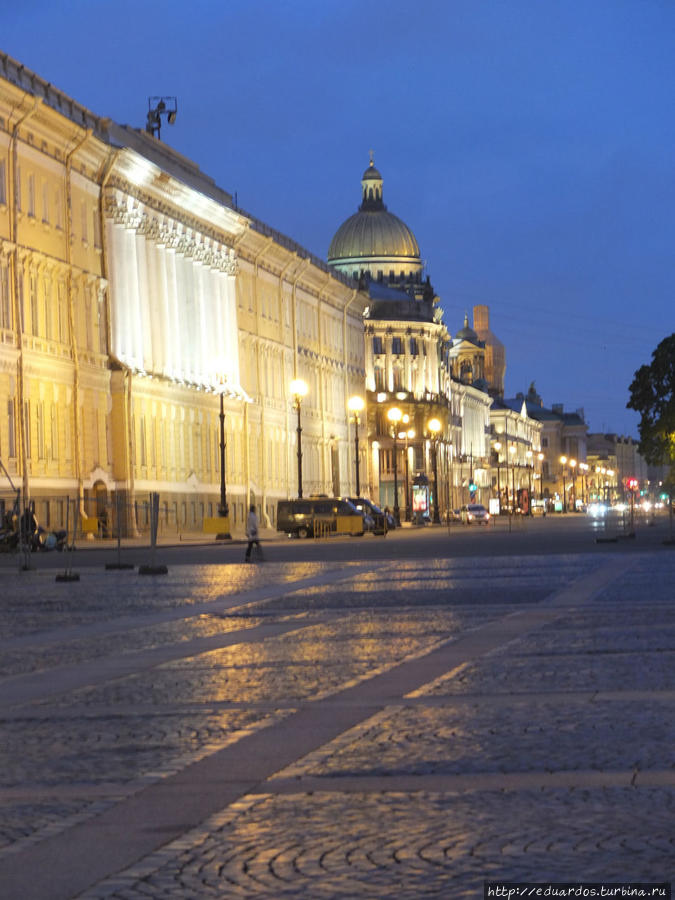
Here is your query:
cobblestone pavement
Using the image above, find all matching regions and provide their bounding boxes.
[1,550,673,899]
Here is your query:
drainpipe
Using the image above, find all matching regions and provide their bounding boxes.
[64,128,94,520]
[8,98,41,507]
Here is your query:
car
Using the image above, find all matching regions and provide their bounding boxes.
[460,503,490,525]
[347,498,389,535]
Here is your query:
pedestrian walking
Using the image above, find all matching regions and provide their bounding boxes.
[245,503,262,562]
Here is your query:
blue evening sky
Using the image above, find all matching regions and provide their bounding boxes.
[4,0,674,435]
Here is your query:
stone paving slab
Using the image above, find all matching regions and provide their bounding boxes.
[0,551,673,898]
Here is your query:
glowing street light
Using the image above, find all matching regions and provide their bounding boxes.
[387,407,402,525]
[290,378,308,498]
[347,395,365,497]
[428,417,442,524]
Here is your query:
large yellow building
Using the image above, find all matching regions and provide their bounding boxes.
[0,53,367,535]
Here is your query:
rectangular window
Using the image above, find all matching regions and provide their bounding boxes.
[42,180,49,223]
[139,415,147,466]
[81,200,88,244]
[410,337,418,356]
[372,336,383,355]
[0,264,11,330]
[55,187,63,230]
[24,401,31,459]
[7,400,16,458]
[93,207,101,248]
[27,173,36,217]
[50,405,58,461]
[391,337,403,355]
[58,282,68,343]
[36,401,45,460]
[30,273,39,336]
[542,437,549,448]
[0,159,6,205]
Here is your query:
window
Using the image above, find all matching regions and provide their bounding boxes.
[372,336,383,355]
[54,188,63,230]
[542,437,548,448]
[36,401,45,460]
[374,366,385,391]
[29,273,39,335]
[0,159,6,205]
[7,400,16,458]
[0,264,10,329]
[81,201,88,244]
[27,173,36,217]
[391,337,403,355]
[50,405,58,461]
[410,337,418,356]
[42,181,49,223]
[24,402,31,459]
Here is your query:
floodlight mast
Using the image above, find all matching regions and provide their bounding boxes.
[146,97,178,140]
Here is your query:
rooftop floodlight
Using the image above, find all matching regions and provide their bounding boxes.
[145,96,178,140]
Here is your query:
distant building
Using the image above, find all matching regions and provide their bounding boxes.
[328,157,491,517]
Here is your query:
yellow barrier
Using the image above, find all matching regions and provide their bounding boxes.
[81,516,99,535]
[203,515,231,535]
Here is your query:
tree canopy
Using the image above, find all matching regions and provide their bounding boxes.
[627,333,675,473]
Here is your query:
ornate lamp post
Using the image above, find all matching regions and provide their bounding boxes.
[399,418,415,522]
[494,440,502,512]
[290,378,308,498]
[538,452,544,501]
[509,443,516,515]
[569,458,577,511]
[428,417,441,524]
[560,455,568,512]
[216,384,231,539]
[387,407,402,525]
[347,395,365,497]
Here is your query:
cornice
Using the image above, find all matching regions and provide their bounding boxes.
[104,185,237,275]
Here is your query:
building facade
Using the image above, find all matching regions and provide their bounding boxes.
[0,53,367,535]
[328,157,492,520]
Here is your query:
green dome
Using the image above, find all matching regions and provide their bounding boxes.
[328,156,421,267]
[328,208,421,262]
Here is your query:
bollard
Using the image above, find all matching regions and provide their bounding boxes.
[56,497,80,582]
[139,492,168,575]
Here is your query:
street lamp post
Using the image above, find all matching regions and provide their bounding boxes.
[560,455,567,512]
[216,388,231,540]
[538,452,544,501]
[494,441,502,512]
[509,443,516,515]
[526,449,533,515]
[399,419,415,522]
[290,378,308,498]
[428,418,441,524]
[347,395,365,497]
[569,458,577,511]
[387,407,402,525]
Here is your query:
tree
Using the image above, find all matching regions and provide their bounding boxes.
[628,334,675,542]
[627,333,675,470]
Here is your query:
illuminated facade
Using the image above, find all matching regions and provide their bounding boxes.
[328,157,492,517]
[0,54,367,533]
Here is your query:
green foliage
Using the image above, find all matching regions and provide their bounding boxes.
[627,334,675,479]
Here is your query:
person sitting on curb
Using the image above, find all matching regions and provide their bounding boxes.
[245,503,262,562]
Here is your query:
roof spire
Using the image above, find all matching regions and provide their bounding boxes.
[369,148,374,166]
